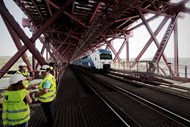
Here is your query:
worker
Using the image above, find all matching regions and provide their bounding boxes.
[32,65,56,127]
[16,62,30,77]
[16,62,31,88]
[2,74,32,127]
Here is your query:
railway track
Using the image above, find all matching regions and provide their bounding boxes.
[71,66,190,126]
[107,69,190,98]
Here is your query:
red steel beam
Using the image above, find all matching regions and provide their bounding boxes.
[131,17,169,68]
[0,1,73,78]
[89,2,101,24]
[103,36,123,63]
[137,8,170,65]
[0,1,47,64]
[113,39,126,62]
[29,25,60,62]
[2,17,32,72]
[126,40,129,63]
[113,34,130,62]
[174,22,179,76]
[46,0,86,28]
[126,14,159,31]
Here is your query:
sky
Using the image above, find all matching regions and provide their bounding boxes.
[0,1,190,60]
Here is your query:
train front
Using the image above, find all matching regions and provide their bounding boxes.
[99,49,112,70]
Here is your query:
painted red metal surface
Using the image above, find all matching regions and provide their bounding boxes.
[0,0,189,78]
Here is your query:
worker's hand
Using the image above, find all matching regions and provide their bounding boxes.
[32,84,39,89]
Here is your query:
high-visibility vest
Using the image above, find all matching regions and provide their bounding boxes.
[16,70,30,88]
[37,74,56,103]
[22,79,30,88]
[2,89,30,126]
[16,70,30,77]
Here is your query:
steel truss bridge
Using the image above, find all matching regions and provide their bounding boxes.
[0,0,190,79]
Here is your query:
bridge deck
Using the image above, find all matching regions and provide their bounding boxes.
[28,67,125,127]
[1,66,190,126]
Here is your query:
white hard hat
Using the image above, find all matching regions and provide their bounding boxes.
[19,62,27,67]
[40,65,50,72]
[9,74,26,85]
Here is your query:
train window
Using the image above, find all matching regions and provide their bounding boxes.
[82,56,88,59]
[100,54,112,59]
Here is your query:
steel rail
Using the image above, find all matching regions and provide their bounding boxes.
[71,66,131,127]
[73,66,190,126]
[97,71,190,125]
[106,70,190,99]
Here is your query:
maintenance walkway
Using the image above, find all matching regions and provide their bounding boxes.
[28,66,125,127]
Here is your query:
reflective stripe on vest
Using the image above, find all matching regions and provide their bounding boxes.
[3,112,30,122]
[38,94,55,99]
[2,89,30,126]
[38,74,56,102]
[3,108,28,113]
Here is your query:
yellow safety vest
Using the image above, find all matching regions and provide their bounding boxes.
[2,89,30,126]
[16,70,30,77]
[37,74,56,103]
[16,70,30,88]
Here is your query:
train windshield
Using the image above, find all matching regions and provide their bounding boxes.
[100,54,112,60]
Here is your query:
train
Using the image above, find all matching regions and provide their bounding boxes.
[73,49,113,70]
